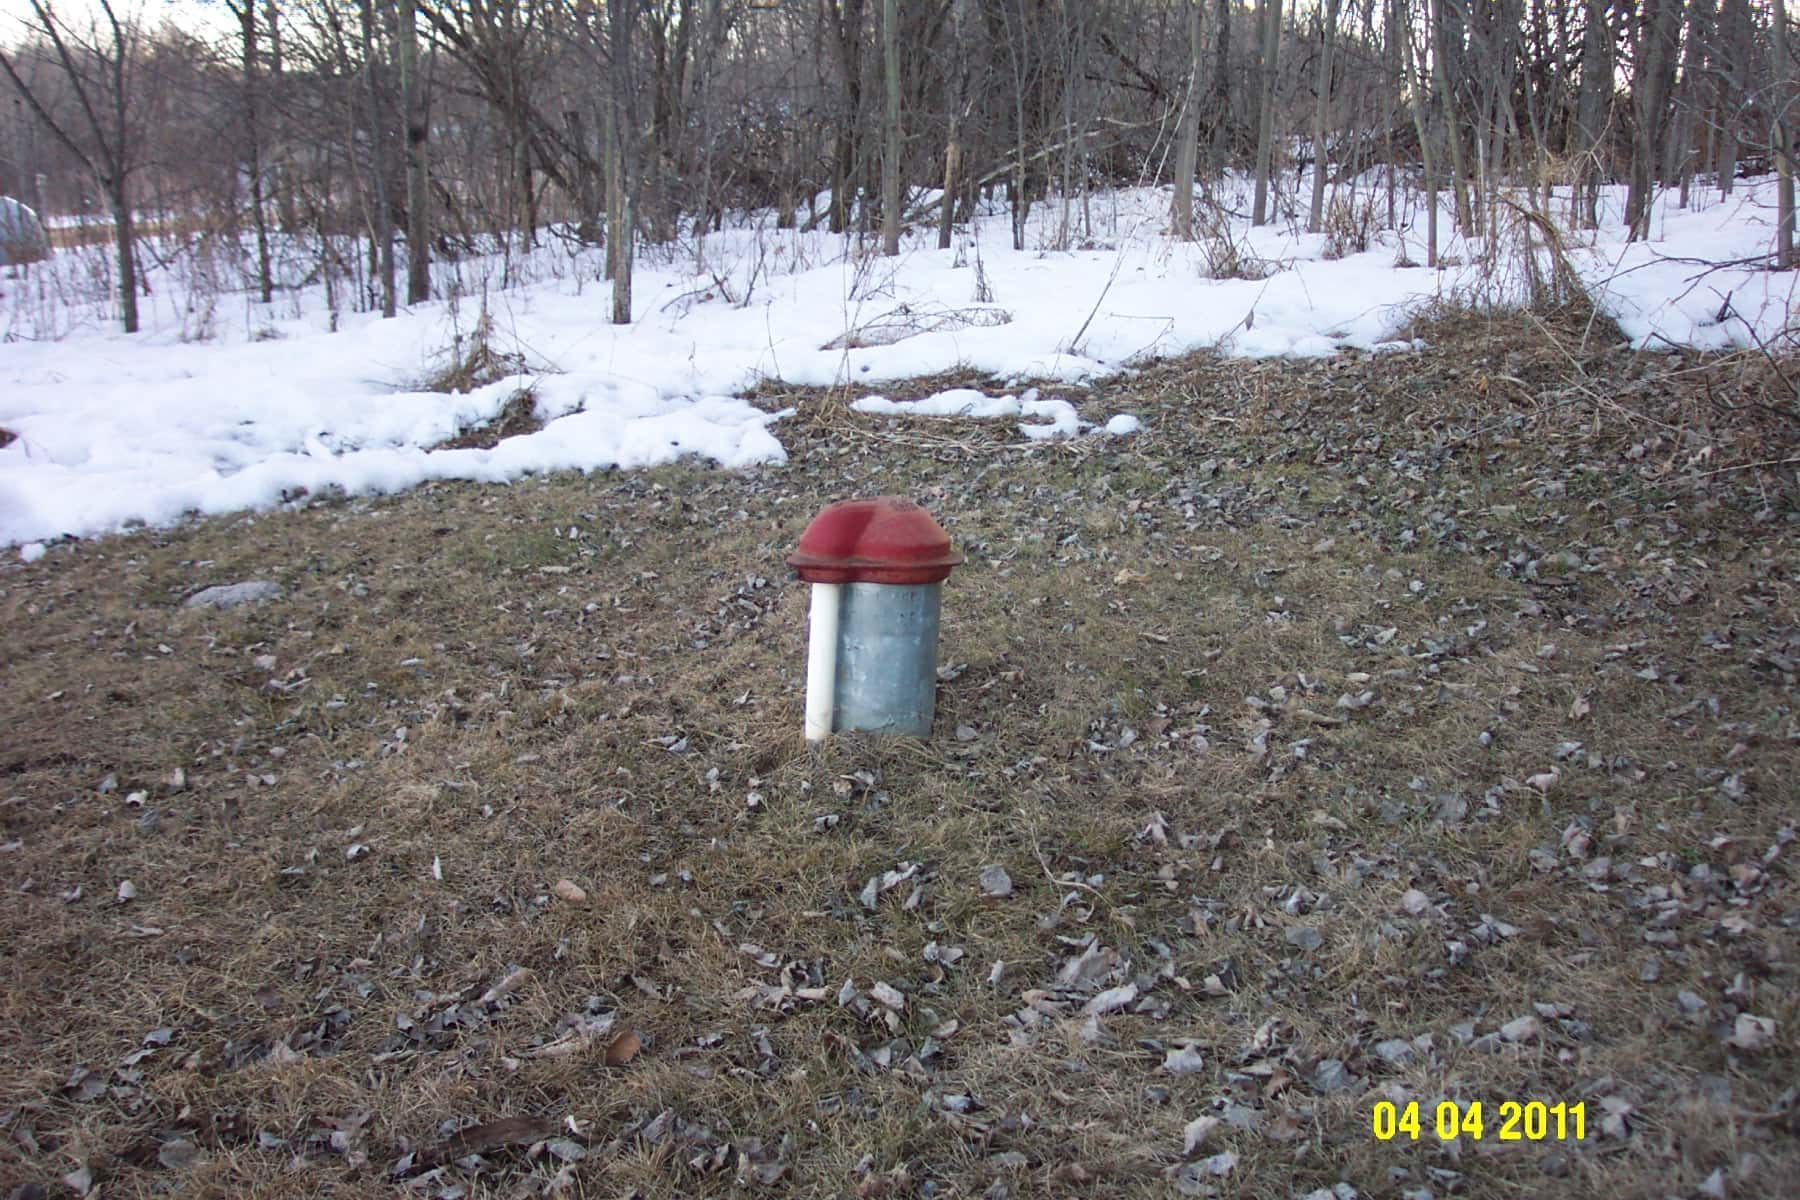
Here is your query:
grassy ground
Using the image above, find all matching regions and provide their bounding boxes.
[2,311,1796,1199]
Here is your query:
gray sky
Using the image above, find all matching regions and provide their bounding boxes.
[0,0,231,41]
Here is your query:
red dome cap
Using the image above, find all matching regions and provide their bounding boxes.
[786,497,964,585]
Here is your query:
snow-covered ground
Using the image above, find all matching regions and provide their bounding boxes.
[3,174,1795,555]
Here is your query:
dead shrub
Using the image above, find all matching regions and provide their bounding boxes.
[1198,208,1274,281]
[823,303,1012,350]
[1321,192,1379,260]
[422,306,528,394]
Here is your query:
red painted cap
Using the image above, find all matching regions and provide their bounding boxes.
[787,497,964,585]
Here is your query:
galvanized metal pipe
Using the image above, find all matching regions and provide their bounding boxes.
[832,582,942,736]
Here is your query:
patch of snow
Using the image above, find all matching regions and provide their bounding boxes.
[853,387,1104,441]
[18,541,45,563]
[1101,414,1141,436]
[2,174,1792,546]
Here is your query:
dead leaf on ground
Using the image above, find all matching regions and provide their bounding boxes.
[604,1029,642,1066]
[413,1114,560,1169]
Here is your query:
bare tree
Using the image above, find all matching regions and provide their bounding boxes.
[1775,0,1795,267]
[608,0,637,323]
[396,0,429,304]
[1307,0,1341,233]
[0,0,147,332]
[937,0,969,249]
[880,0,899,255]
[1573,0,1611,226]
[1626,0,1683,240]
[225,0,273,304]
[1171,0,1202,240]
[1400,0,1439,265]
[1251,0,1281,226]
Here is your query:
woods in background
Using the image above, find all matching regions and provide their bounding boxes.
[1,0,1796,333]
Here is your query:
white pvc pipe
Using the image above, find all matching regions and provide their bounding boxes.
[803,583,842,742]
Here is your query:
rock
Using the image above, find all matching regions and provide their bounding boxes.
[1161,1045,1206,1075]
[551,879,587,904]
[185,581,283,609]
[979,864,1013,898]
[1311,1058,1354,1092]
[1373,1038,1416,1065]
[1286,925,1323,952]
[1727,1013,1775,1051]
[1498,1015,1541,1043]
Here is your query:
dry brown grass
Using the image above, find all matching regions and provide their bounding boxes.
[1,316,1796,1198]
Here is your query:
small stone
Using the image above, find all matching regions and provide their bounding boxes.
[1287,925,1323,952]
[551,879,587,904]
[184,581,284,610]
[1311,1058,1354,1092]
[116,879,137,902]
[1373,1038,1416,1065]
[1161,1045,1206,1075]
[868,981,905,1010]
[1727,1013,1775,1051]
[979,864,1013,898]
[1399,889,1431,915]
[1499,1015,1541,1043]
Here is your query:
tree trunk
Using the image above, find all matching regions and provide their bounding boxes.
[1307,0,1340,233]
[235,1,274,304]
[1401,0,1438,267]
[1172,0,1202,240]
[1776,0,1794,267]
[937,0,966,249]
[827,0,863,235]
[1429,0,1471,233]
[609,0,637,324]
[1627,0,1683,240]
[880,0,901,255]
[1208,0,1230,175]
[1252,0,1282,225]
[1575,0,1608,226]
[397,0,429,304]
[1717,0,1750,196]
[267,0,298,234]
[112,184,139,334]
[360,0,396,317]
